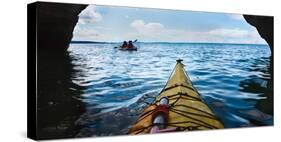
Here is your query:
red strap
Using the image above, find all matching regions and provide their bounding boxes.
[152,104,169,123]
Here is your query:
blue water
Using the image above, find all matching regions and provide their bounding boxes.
[68,42,272,137]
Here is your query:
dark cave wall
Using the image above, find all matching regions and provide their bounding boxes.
[243,15,274,51]
[30,2,87,139]
[37,2,87,54]
[243,15,274,119]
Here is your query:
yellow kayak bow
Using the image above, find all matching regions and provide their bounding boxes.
[129,59,224,134]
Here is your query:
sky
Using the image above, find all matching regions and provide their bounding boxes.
[72,5,266,44]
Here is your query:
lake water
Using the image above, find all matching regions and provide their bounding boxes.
[68,42,273,137]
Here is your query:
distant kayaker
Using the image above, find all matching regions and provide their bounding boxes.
[121,41,128,48]
[128,40,134,49]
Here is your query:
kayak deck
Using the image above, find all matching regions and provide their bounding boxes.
[128,59,223,134]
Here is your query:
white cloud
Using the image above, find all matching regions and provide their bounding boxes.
[78,5,102,24]
[74,22,265,44]
[229,14,245,21]
[131,20,165,36]
[207,28,265,44]
[73,17,265,44]
[73,26,120,41]
[73,26,102,41]
[130,19,265,44]
[208,28,249,38]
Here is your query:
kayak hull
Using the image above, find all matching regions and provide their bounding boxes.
[128,60,224,134]
[115,46,138,51]
[118,47,137,51]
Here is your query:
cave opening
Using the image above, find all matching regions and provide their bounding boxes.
[31,2,273,139]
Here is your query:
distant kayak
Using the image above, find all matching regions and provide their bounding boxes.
[128,59,224,134]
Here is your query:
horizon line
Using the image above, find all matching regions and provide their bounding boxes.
[70,40,268,46]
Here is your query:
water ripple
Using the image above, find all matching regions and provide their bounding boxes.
[68,43,272,136]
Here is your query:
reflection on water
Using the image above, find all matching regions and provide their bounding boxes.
[67,43,272,137]
[239,57,273,125]
[37,52,86,139]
